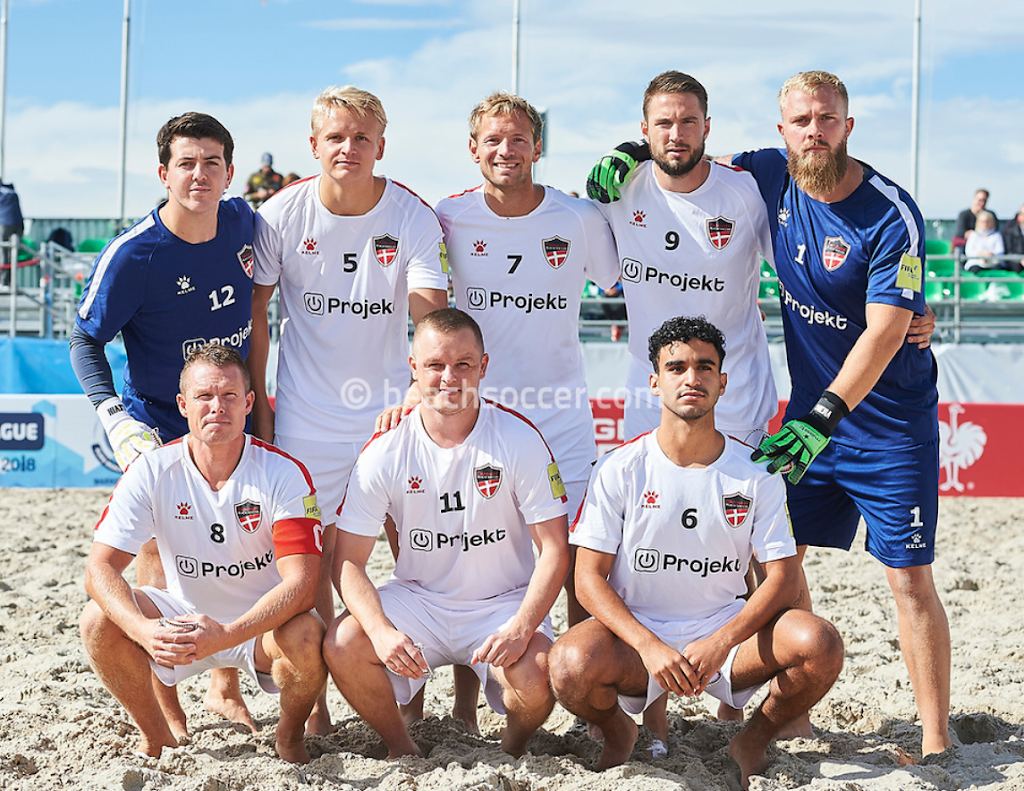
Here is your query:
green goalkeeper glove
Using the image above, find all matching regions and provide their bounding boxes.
[751,391,849,484]
[586,141,650,203]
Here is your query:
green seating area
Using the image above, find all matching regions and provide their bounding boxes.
[77,238,111,254]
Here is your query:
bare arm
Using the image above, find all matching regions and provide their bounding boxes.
[681,554,801,683]
[408,287,448,325]
[471,515,570,667]
[575,545,701,696]
[827,302,913,412]
[334,529,428,678]
[83,542,194,667]
[375,287,449,432]
[247,282,278,442]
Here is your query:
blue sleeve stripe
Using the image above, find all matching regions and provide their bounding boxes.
[77,214,157,320]
[866,175,921,258]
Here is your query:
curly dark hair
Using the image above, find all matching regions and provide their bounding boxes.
[647,315,726,372]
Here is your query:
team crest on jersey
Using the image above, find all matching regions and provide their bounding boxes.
[237,244,255,278]
[474,464,502,499]
[722,493,752,528]
[822,236,851,271]
[373,234,399,267]
[706,216,735,250]
[234,500,262,533]
[542,236,570,269]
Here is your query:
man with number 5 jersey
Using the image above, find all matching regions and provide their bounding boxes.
[248,86,448,731]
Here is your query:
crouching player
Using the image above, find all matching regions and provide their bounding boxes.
[324,308,569,758]
[548,317,843,788]
[80,343,326,762]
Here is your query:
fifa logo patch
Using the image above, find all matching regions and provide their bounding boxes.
[706,216,735,250]
[235,499,262,533]
[373,234,399,267]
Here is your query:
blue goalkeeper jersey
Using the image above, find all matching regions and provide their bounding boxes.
[76,198,255,435]
[733,148,937,449]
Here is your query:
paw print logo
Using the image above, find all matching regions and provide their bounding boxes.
[177,276,190,290]
[633,211,645,224]
[407,476,423,493]
[473,240,487,254]
[302,238,318,254]
[177,502,191,516]
[641,490,660,508]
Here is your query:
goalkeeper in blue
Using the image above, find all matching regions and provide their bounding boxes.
[589,71,949,759]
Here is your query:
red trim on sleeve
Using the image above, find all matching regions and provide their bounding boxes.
[273,518,322,557]
[249,437,316,494]
[390,179,435,212]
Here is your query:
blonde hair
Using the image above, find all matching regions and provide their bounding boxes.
[468,91,544,146]
[778,71,849,115]
[311,86,387,136]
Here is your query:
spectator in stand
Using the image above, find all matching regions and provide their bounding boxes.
[953,189,998,256]
[245,153,284,209]
[1000,203,1024,272]
[281,172,301,188]
[964,211,1008,273]
[0,180,24,286]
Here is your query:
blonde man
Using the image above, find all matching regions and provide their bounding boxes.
[248,85,449,732]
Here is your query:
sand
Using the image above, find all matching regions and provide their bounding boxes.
[1,489,1022,791]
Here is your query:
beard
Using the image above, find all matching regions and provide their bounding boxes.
[787,138,849,195]
[652,139,705,178]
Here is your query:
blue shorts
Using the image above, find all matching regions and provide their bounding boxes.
[786,438,939,568]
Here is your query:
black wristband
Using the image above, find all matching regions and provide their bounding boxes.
[801,390,850,437]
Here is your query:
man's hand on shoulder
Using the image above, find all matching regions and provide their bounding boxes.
[96,397,161,471]
[586,141,650,204]
[906,304,937,349]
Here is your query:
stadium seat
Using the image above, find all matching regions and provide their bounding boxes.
[925,238,952,257]
[924,279,952,302]
[17,236,39,263]
[78,238,110,253]
[759,280,779,300]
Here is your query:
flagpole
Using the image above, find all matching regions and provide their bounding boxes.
[117,0,130,229]
[0,0,9,180]
[511,0,520,95]
[910,0,922,199]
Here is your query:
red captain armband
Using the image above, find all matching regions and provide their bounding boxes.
[273,518,323,557]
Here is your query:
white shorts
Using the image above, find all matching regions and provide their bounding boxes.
[616,603,763,715]
[376,579,554,714]
[141,587,277,694]
[275,435,360,524]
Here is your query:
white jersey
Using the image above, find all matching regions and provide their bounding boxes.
[436,186,620,485]
[570,432,794,626]
[255,176,449,443]
[338,400,569,605]
[94,436,323,625]
[598,161,778,436]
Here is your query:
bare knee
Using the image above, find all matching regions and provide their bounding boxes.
[549,633,604,702]
[80,600,118,653]
[786,612,844,680]
[275,612,326,672]
[323,613,372,673]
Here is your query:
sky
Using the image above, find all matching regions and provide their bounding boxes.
[3,0,1022,225]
